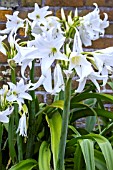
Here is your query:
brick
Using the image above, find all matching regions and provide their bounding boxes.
[0,24,6,30]
[34,66,41,77]
[0,73,11,82]
[0,10,12,22]
[78,9,90,17]
[56,9,70,19]
[37,86,45,91]
[72,79,78,90]
[0,65,11,82]
[85,0,113,7]
[36,93,44,103]
[88,38,113,49]
[0,65,5,71]
[103,10,113,21]
[16,66,21,77]
[85,0,105,6]
[46,93,54,104]
[18,11,29,19]
[45,0,83,7]
[18,28,25,36]
[106,24,113,35]
[1,0,18,8]
[0,53,7,63]
[21,0,42,7]
[0,65,21,78]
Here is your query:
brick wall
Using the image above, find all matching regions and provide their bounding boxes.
[0,0,113,103]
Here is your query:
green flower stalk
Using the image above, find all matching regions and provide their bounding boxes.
[56,78,72,170]
[26,60,36,158]
[8,68,23,163]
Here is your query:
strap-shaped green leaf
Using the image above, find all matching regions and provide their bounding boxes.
[90,134,113,170]
[79,139,95,170]
[67,133,113,170]
[71,93,113,103]
[9,159,37,170]
[74,144,83,170]
[35,100,64,117]
[85,116,96,132]
[94,150,107,170]
[38,141,51,170]
[49,100,64,110]
[46,111,62,170]
[71,108,113,122]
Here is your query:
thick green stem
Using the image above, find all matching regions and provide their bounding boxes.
[8,68,23,163]
[8,69,17,163]
[26,60,36,158]
[14,103,23,162]
[8,109,17,163]
[56,78,72,170]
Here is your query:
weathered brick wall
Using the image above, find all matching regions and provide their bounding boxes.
[0,0,113,104]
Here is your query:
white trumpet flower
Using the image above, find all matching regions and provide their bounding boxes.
[16,113,27,137]
[31,64,64,94]
[0,11,24,35]
[76,71,106,93]
[78,3,109,46]
[43,64,64,94]
[92,47,113,85]
[28,3,52,24]
[6,79,32,111]
[69,52,92,80]
[0,107,14,123]
[35,29,68,75]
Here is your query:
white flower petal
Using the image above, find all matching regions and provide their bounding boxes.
[78,3,109,46]
[29,75,46,90]
[16,113,27,137]
[0,107,14,123]
[73,29,83,53]
[90,77,100,92]
[19,93,32,101]
[43,68,52,92]
[0,115,9,123]
[52,64,64,94]
[21,60,32,79]
[3,107,14,116]
[6,95,17,102]
[76,79,86,93]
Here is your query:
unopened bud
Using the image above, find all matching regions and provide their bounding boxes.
[8,59,17,68]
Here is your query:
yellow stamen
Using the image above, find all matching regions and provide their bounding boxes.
[71,56,81,65]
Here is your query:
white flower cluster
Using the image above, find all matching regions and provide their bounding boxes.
[0,79,32,136]
[78,3,109,46]
[0,3,112,135]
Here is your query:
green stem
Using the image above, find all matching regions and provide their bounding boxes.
[56,78,72,170]
[8,68,23,163]
[12,68,23,161]
[26,60,36,158]
[8,110,17,163]
[8,69,17,163]
[14,103,23,162]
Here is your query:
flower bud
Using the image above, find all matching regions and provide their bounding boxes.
[8,59,17,68]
